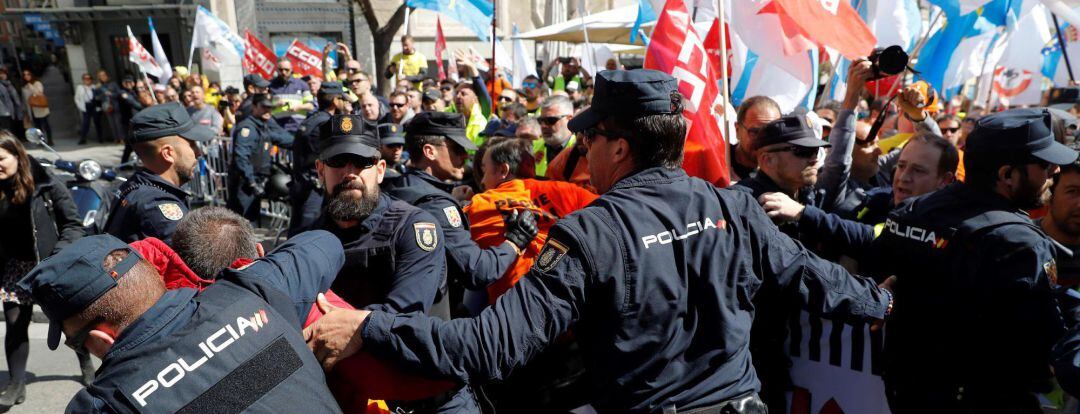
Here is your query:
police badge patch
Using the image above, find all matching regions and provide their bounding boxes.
[414,222,438,251]
[341,117,354,133]
[240,128,250,138]
[443,206,462,228]
[1046,259,1059,286]
[157,203,184,221]
[536,238,569,272]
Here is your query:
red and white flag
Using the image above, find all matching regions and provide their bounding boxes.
[644,0,730,187]
[285,40,323,80]
[244,30,277,80]
[435,17,447,81]
[126,26,164,78]
[765,0,876,60]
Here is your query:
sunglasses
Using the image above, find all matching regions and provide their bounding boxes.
[498,96,514,102]
[522,81,539,89]
[440,86,452,91]
[767,145,820,159]
[277,67,291,72]
[539,115,567,125]
[941,127,960,134]
[323,154,378,169]
[390,102,407,108]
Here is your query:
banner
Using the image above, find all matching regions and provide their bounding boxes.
[285,40,324,80]
[244,30,277,80]
[644,0,730,187]
[435,17,447,80]
[407,0,494,42]
[189,5,244,66]
[127,26,164,78]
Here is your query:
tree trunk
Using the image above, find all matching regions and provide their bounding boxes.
[354,0,409,96]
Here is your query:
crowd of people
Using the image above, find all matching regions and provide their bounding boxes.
[0,32,1078,414]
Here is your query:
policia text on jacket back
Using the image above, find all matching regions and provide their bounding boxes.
[304,69,894,414]
[18,231,347,413]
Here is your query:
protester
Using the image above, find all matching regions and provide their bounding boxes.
[386,35,427,87]
[731,96,781,180]
[0,131,92,407]
[387,91,413,124]
[20,70,51,145]
[185,84,224,136]
[269,58,314,133]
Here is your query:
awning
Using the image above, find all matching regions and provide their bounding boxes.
[0,5,193,22]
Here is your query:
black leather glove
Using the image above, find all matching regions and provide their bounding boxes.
[250,180,266,198]
[503,209,539,253]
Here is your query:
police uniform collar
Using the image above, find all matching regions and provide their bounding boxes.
[405,168,456,194]
[132,169,190,200]
[610,167,687,191]
[953,183,1023,214]
[104,288,197,360]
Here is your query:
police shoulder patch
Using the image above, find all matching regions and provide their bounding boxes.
[1046,258,1059,286]
[535,238,569,273]
[443,206,462,228]
[157,203,184,221]
[414,222,438,251]
[240,127,250,138]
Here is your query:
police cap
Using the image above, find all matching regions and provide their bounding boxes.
[17,235,143,350]
[251,93,278,108]
[319,81,345,97]
[319,114,380,159]
[755,115,831,150]
[130,102,215,143]
[243,74,270,89]
[422,88,441,102]
[1048,87,1080,111]
[965,108,1079,169]
[378,123,405,146]
[568,69,680,133]
[406,111,477,151]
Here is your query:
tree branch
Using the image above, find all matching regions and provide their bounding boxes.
[355,0,380,34]
[376,4,411,40]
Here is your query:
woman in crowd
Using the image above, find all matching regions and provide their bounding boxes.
[19,70,51,145]
[0,131,92,407]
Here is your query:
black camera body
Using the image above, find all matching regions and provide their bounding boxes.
[868,45,909,80]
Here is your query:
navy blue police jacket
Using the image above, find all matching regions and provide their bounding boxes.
[360,167,890,413]
[794,186,896,262]
[868,183,1065,395]
[291,110,331,191]
[104,169,190,244]
[67,230,345,413]
[382,168,517,290]
[317,192,449,318]
[230,116,294,186]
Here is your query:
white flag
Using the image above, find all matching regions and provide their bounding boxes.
[511,24,537,89]
[149,17,173,81]
[189,6,244,66]
[127,26,164,78]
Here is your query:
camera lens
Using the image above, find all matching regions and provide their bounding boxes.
[876,45,908,77]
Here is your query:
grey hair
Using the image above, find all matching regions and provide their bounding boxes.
[516,116,541,134]
[541,95,574,116]
[172,206,258,280]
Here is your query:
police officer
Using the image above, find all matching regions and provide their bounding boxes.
[382,111,539,293]
[377,122,406,179]
[229,93,294,222]
[305,70,892,414]
[289,81,350,237]
[237,74,270,124]
[18,230,345,413]
[105,102,209,244]
[311,114,487,412]
[869,108,1078,413]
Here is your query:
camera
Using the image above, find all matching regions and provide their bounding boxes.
[868,45,909,80]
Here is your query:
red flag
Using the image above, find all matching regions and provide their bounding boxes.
[701,18,732,78]
[243,30,277,80]
[768,0,876,60]
[435,17,447,81]
[644,0,730,187]
[285,40,324,80]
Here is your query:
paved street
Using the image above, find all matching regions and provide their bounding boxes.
[0,324,90,413]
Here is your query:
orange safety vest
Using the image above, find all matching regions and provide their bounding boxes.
[464,179,598,301]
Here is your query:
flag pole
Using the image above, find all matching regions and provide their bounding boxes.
[716,0,734,146]
[491,0,498,116]
[578,0,599,77]
[1052,13,1076,83]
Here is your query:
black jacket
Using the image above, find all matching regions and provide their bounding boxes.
[27,158,85,261]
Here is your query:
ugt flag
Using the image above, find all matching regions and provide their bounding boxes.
[126,26,164,78]
[189,6,244,64]
[244,30,277,80]
[408,0,493,42]
[644,0,730,187]
[284,40,323,80]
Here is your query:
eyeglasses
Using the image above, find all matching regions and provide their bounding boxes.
[539,115,567,125]
[766,145,820,159]
[323,154,378,170]
[498,96,514,102]
[440,86,452,91]
[522,81,539,89]
[941,127,960,134]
